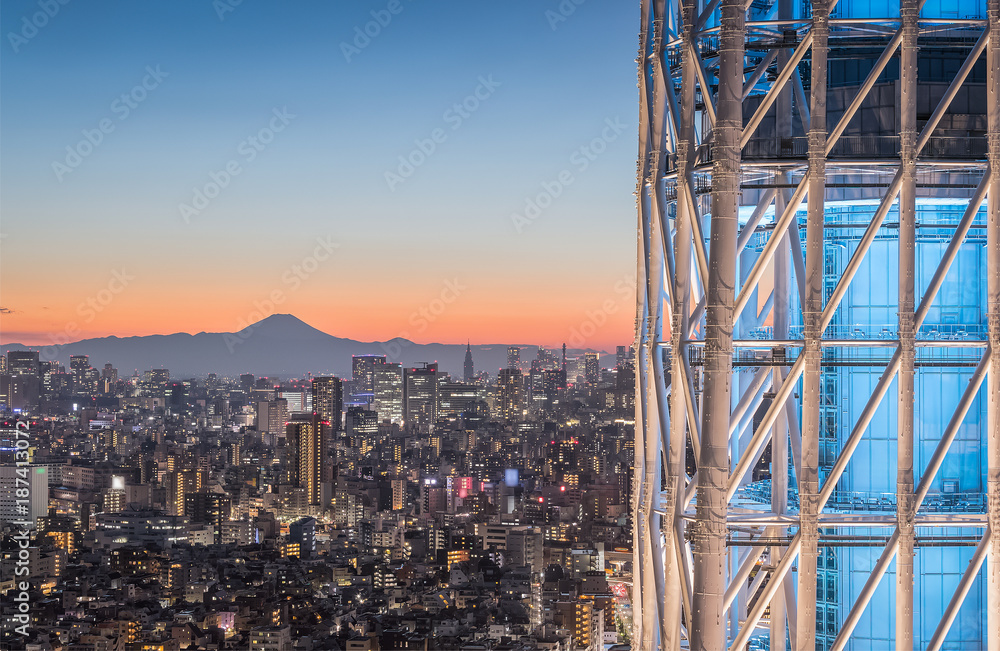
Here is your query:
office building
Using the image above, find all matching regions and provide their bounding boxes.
[311,376,343,429]
[373,362,404,424]
[0,464,48,529]
[351,354,386,403]
[404,363,438,428]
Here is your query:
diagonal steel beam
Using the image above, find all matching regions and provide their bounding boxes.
[819,171,990,509]
[734,174,809,323]
[689,40,717,128]
[926,530,992,651]
[743,48,778,99]
[730,169,989,646]
[742,32,814,147]
[828,350,990,651]
[730,533,802,651]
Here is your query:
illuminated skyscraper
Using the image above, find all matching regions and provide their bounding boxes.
[439,382,481,417]
[373,363,404,424]
[507,346,520,369]
[497,368,523,422]
[584,352,600,385]
[311,376,343,430]
[4,351,40,411]
[351,354,385,403]
[6,351,39,377]
[404,363,438,428]
[286,415,329,506]
[165,469,204,517]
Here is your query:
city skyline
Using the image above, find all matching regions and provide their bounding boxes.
[0,1,638,351]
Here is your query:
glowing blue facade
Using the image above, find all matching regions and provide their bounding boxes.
[741,199,991,650]
[633,0,998,649]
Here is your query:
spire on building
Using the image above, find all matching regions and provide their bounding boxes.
[463,341,475,383]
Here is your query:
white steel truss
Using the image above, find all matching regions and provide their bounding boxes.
[633,0,1000,649]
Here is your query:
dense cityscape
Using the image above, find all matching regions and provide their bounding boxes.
[0,343,639,651]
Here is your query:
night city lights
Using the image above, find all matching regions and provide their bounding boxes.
[2,1,999,651]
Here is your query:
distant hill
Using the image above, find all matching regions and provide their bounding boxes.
[1,314,614,379]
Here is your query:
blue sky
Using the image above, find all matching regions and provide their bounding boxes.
[1,0,639,351]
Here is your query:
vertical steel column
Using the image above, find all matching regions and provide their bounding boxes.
[896,1,918,649]
[665,2,698,649]
[987,1,1000,649]
[771,221,790,651]
[633,5,654,646]
[691,0,742,648]
[797,1,827,649]
[770,3,794,648]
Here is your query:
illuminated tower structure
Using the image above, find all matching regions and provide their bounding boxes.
[404,363,439,429]
[507,346,521,369]
[374,363,404,424]
[312,376,343,430]
[464,342,475,382]
[633,1,998,650]
[352,354,386,405]
[497,368,524,422]
[286,415,329,507]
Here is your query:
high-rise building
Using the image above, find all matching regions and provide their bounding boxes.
[351,354,386,402]
[145,368,170,394]
[507,346,520,369]
[373,363,404,424]
[345,406,379,436]
[256,399,288,437]
[404,363,438,428]
[7,351,39,377]
[164,470,205,517]
[584,352,600,385]
[0,465,48,529]
[5,351,40,410]
[101,363,117,394]
[285,415,329,506]
[542,368,566,403]
[311,376,343,430]
[497,368,523,422]
[103,475,127,513]
[438,382,481,417]
[70,355,90,392]
[615,345,633,371]
[184,492,230,543]
[464,342,475,382]
[390,479,406,511]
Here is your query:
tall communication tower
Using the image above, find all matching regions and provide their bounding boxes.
[633,0,999,649]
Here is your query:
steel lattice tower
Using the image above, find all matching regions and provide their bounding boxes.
[633,0,999,649]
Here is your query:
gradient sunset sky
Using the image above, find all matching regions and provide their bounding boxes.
[1,1,638,353]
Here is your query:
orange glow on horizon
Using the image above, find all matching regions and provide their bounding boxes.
[2,266,635,353]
